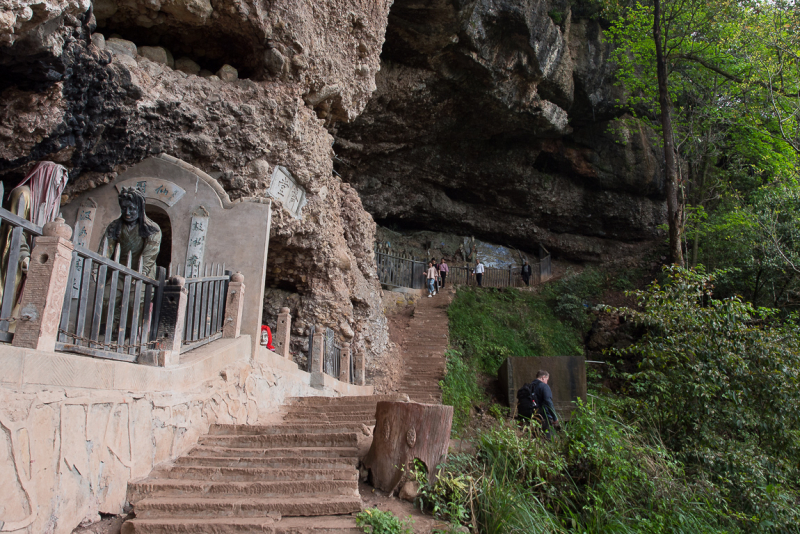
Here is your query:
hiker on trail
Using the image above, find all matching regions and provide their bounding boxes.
[521,260,532,286]
[516,370,559,440]
[427,260,438,297]
[473,259,485,287]
[439,258,449,288]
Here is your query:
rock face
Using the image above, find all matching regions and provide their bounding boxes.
[334,0,667,261]
[0,0,394,388]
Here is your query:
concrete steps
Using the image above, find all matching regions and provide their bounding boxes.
[123,395,409,533]
[122,516,361,533]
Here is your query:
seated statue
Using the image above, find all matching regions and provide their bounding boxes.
[101,187,161,278]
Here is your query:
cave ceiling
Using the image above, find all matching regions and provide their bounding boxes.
[333,0,668,260]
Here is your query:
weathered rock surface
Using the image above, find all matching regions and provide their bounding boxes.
[334,0,666,261]
[0,0,394,389]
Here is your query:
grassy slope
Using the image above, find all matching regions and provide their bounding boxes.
[443,275,592,433]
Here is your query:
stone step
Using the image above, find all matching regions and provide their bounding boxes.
[286,395,404,406]
[187,446,359,459]
[209,424,364,436]
[122,516,361,533]
[175,456,357,469]
[134,495,362,519]
[129,479,358,502]
[286,408,378,415]
[198,433,358,449]
[152,466,358,482]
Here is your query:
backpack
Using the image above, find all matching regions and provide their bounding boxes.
[516,382,539,409]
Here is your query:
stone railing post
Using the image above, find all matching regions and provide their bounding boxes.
[310,325,325,389]
[274,306,291,358]
[12,218,74,352]
[222,272,245,339]
[339,342,351,383]
[153,276,188,367]
[310,326,324,374]
[354,348,366,386]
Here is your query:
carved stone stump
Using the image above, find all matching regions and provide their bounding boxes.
[153,276,187,367]
[339,342,351,382]
[222,272,245,339]
[274,307,291,358]
[363,401,454,494]
[12,219,74,351]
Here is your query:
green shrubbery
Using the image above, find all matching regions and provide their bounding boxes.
[355,508,414,534]
[419,399,733,533]
[434,266,800,532]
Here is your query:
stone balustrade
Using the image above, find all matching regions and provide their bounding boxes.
[3,218,247,366]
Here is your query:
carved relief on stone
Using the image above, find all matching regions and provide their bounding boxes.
[115,178,186,207]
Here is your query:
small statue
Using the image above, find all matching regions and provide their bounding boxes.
[101,187,161,277]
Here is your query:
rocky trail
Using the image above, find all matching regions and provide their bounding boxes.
[122,395,405,533]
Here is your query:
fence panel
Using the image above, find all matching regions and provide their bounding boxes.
[375,251,425,289]
[56,239,165,362]
[0,194,44,343]
[178,263,230,354]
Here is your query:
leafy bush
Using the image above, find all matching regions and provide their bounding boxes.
[609,267,800,530]
[355,508,414,534]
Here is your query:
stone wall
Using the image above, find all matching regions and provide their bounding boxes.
[0,338,369,534]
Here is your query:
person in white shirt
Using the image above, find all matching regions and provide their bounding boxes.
[426,261,438,297]
[474,259,485,287]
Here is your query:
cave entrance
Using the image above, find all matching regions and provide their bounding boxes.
[145,205,172,269]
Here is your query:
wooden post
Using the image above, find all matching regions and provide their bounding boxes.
[222,272,245,339]
[363,402,454,495]
[12,218,74,352]
[153,276,188,367]
[339,342,351,383]
[274,306,292,358]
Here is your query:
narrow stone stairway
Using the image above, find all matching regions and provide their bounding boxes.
[122,394,405,533]
[395,287,454,403]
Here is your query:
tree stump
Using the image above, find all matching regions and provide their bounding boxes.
[362,401,453,494]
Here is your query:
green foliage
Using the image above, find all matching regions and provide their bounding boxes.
[423,403,733,533]
[355,508,414,534]
[440,349,485,434]
[448,286,584,375]
[608,267,800,530]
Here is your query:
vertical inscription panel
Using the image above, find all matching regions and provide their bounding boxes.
[185,206,209,278]
[72,198,97,297]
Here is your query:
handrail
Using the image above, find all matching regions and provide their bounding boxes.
[74,243,157,283]
[0,205,43,235]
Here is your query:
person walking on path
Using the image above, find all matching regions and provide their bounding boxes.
[474,259,485,287]
[439,258,449,288]
[521,260,532,286]
[426,261,438,297]
[532,370,558,440]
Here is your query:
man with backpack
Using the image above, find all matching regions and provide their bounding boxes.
[516,370,559,440]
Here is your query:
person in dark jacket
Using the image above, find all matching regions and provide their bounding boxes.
[521,260,532,286]
[517,370,559,440]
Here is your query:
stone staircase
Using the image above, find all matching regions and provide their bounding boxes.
[395,287,454,403]
[122,394,404,533]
